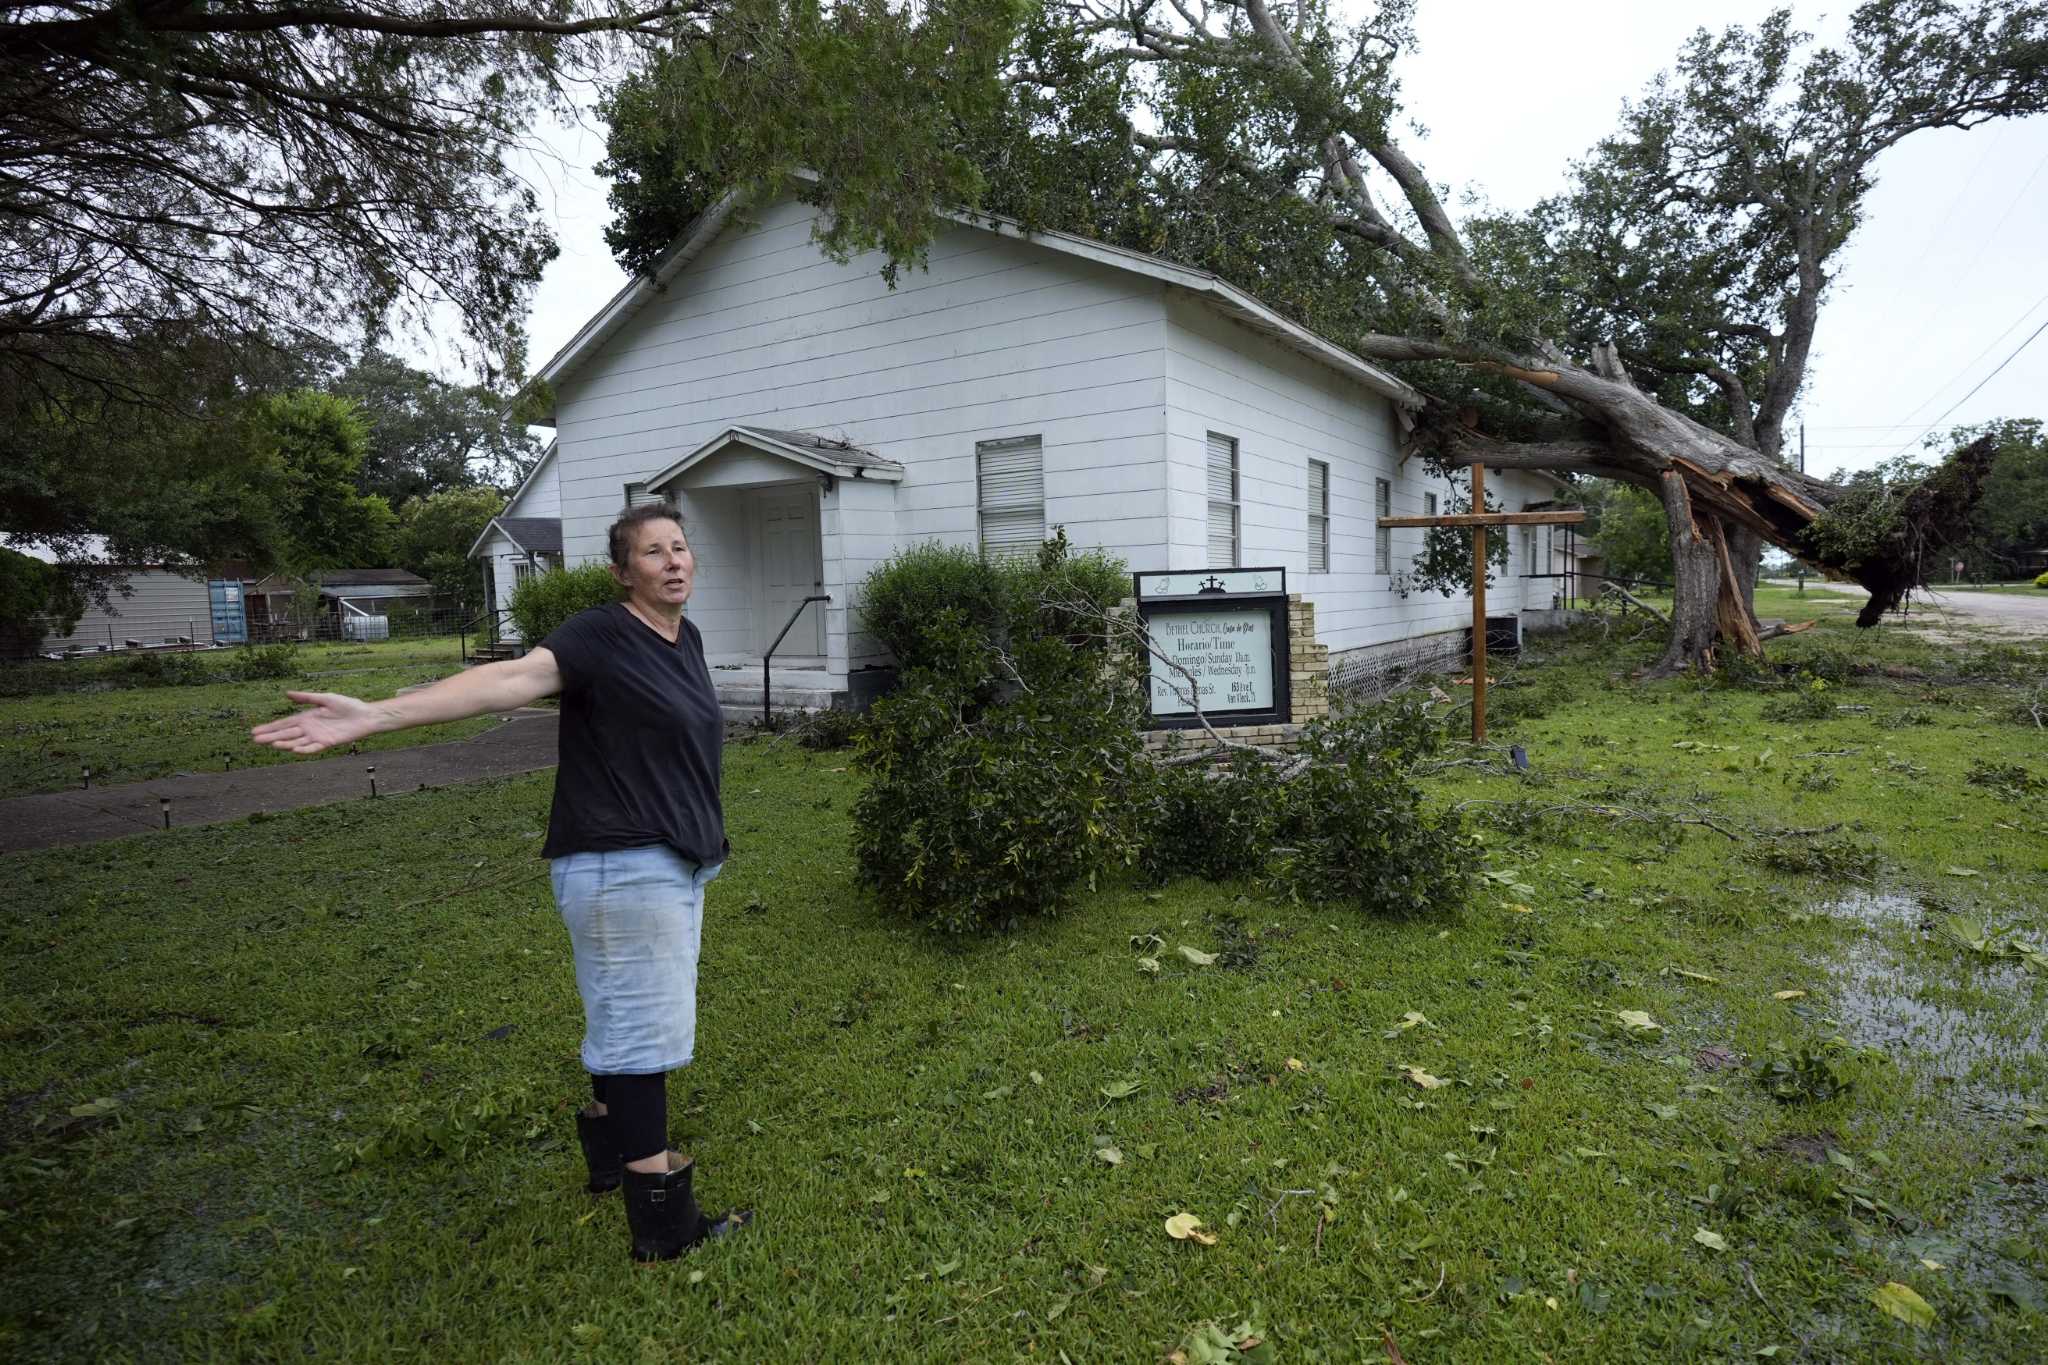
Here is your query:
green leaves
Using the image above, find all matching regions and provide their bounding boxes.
[1870,1281,1935,1328]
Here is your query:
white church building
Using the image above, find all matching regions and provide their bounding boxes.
[527,190,1576,709]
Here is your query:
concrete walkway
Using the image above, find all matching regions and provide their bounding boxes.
[0,711,560,856]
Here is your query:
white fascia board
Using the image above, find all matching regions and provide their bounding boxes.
[523,192,748,418]
[529,174,1424,417]
[642,428,905,491]
[466,517,535,562]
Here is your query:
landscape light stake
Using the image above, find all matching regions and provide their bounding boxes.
[82,766,90,790]
[159,797,170,830]
[366,765,377,798]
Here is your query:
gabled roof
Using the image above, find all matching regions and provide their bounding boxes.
[643,426,905,491]
[528,183,1424,420]
[468,515,563,561]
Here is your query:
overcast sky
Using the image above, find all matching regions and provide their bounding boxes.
[499,1,2048,479]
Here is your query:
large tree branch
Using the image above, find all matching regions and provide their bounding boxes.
[3,2,705,57]
[1619,345,1758,449]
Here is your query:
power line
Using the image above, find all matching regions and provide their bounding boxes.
[1886,284,2048,428]
[1884,310,2048,459]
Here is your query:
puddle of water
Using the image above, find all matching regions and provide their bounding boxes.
[1815,891,2043,1102]
[1810,890,2048,1316]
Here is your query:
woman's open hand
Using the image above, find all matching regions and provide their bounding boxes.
[250,691,387,756]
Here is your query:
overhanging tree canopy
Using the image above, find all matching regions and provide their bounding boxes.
[604,0,2048,673]
[1,0,686,567]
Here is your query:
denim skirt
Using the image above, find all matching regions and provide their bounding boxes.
[549,845,723,1075]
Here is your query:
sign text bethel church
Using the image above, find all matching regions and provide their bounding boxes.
[1134,568,1291,729]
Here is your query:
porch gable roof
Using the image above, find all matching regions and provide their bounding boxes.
[642,425,905,491]
[467,515,563,562]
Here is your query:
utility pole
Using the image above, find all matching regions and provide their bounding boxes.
[1795,423,1808,595]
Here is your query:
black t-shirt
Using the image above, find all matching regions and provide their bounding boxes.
[539,603,727,865]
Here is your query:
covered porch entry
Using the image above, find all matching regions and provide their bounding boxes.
[642,426,902,717]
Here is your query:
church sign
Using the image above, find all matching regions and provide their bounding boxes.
[1134,567,1291,729]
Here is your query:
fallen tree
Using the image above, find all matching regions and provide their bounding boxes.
[601,0,2048,673]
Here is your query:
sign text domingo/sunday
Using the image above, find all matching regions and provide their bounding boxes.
[1147,609,1274,716]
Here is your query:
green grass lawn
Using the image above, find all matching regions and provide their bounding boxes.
[2,612,2044,1360]
[0,639,497,798]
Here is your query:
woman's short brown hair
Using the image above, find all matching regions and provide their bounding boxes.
[607,502,687,568]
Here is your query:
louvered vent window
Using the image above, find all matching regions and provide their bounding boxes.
[623,481,662,508]
[1207,433,1239,568]
[1307,459,1330,572]
[977,435,1045,562]
[1374,479,1392,574]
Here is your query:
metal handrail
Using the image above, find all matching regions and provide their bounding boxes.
[762,595,830,728]
[459,608,514,665]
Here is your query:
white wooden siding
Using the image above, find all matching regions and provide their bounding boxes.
[549,194,1553,680]
[553,197,1170,664]
[506,448,560,520]
[1163,294,1543,658]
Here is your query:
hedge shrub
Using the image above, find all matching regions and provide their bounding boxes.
[852,534,1146,932]
[853,535,1471,930]
[508,562,621,644]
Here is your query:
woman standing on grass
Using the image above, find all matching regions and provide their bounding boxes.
[251,502,748,1262]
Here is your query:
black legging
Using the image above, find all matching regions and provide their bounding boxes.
[592,1072,666,1163]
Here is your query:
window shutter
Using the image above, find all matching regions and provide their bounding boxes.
[1374,479,1392,574]
[978,435,1044,562]
[1207,433,1238,568]
[1307,459,1329,572]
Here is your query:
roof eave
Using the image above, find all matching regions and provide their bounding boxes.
[520,192,749,422]
[644,427,905,491]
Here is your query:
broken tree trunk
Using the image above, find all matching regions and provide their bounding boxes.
[1392,349,1997,677]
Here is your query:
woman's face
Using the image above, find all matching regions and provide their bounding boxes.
[615,518,695,611]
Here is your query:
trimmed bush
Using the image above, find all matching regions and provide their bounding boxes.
[854,675,1148,933]
[2035,570,2048,589]
[856,543,1006,676]
[508,562,620,645]
[852,533,1146,932]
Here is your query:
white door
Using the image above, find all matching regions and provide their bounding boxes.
[753,486,823,655]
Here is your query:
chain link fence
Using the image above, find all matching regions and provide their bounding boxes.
[6,603,482,662]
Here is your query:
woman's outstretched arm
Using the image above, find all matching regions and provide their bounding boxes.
[250,647,565,756]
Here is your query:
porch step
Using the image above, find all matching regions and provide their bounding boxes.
[714,685,840,709]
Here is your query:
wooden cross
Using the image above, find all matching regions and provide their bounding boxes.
[1377,465,1586,743]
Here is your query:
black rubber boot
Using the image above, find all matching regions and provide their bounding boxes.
[622,1154,748,1263]
[575,1105,623,1195]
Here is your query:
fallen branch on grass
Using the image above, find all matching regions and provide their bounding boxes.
[1605,584,1670,625]
[1448,798,1843,845]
